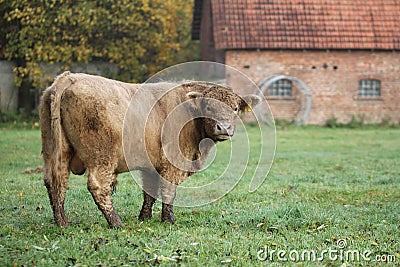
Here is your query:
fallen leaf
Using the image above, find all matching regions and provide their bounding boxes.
[271,242,283,247]
[257,222,266,228]
[334,165,343,171]
[145,227,154,232]
[157,255,177,262]
[22,166,43,174]
[32,245,45,251]
[268,226,279,231]
[370,241,379,246]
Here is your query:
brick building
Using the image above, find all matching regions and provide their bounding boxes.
[192,0,400,125]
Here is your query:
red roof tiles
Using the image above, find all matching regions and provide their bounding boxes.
[201,0,400,50]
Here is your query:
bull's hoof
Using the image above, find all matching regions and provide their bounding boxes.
[109,221,122,228]
[161,213,175,224]
[55,220,69,227]
[161,204,175,224]
[138,192,156,221]
[138,209,152,221]
[107,211,123,228]
[161,215,175,224]
[55,214,69,227]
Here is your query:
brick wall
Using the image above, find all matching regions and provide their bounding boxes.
[225,50,400,125]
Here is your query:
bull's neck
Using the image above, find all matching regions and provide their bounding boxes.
[195,118,207,143]
[179,118,215,166]
[193,118,215,161]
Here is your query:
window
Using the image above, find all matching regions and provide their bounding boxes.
[358,79,381,97]
[268,79,292,97]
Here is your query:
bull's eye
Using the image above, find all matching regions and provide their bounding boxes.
[206,106,212,112]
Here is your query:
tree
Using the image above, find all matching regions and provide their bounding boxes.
[0,0,198,115]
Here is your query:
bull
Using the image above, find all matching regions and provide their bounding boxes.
[40,71,261,227]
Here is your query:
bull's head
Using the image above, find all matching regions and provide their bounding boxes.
[187,85,261,142]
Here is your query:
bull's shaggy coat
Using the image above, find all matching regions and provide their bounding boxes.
[40,71,261,227]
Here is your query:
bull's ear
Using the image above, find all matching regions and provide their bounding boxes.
[241,95,262,112]
[186,91,203,99]
[186,91,203,111]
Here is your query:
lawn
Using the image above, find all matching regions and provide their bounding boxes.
[0,125,399,266]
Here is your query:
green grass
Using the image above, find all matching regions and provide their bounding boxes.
[0,126,399,266]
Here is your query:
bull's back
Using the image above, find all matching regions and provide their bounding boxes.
[54,73,194,173]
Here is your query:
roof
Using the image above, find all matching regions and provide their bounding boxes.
[193,0,400,50]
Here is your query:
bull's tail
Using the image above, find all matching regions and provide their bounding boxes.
[41,71,73,177]
[39,71,73,226]
[49,71,73,171]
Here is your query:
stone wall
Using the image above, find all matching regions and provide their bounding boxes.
[0,61,18,112]
[225,50,400,125]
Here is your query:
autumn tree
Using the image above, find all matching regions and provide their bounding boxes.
[0,0,198,115]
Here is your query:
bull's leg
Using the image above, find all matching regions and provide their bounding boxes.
[160,178,177,224]
[138,171,160,221]
[87,168,122,228]
[43,143,71,227]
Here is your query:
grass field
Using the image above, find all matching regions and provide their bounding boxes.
[0,125,399,266]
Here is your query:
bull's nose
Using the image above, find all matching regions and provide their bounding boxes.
[216,122,234,136]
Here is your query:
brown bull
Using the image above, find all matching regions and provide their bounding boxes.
[40,71,261,227]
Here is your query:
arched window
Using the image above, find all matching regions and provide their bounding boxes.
[268,79,292,97]
[358,79,381,97]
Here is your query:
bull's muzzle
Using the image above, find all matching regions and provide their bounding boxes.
[215,122,234,141]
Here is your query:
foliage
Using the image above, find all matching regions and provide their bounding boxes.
[0,110,25,123]
[326,115,366,128]
[1,127,399,266]
[273,118,294,129]
[326,115,399,129]
[0,109,39,129]
[325,115,365,129]
[347,115,365,128]
[0,0,198,90]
